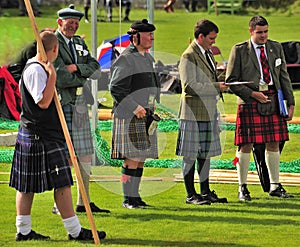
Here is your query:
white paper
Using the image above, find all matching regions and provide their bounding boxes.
[225,81,254,85]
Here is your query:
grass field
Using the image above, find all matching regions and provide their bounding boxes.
[1,5,300,247]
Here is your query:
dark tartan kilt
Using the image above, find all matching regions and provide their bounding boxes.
[63,103,94,157]
[9,126,73,193]
[176,119,222,159]
[111,116,158,159]
[235,101,289,146]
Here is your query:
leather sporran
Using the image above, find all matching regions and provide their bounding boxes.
[256,94,277,116]
[145,109,161,135]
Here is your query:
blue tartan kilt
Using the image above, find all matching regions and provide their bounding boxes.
[63,102,94,157]
[176,119,222,159]
[111,116,158,159]
[9,126,73,193]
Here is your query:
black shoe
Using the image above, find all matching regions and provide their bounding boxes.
[238,184,251,201]
[202,190,228,203]
[123,16,130,22]
[269,184,294,198]
[186,194,211,205]
[122,200,143,209]
[68,227,106,241]
[16,230,50,241]
[135,197,151,207]
[76,202,110,213]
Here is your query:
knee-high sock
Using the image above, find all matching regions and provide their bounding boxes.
[182,157,196,197]
[84,6,89,20]
[197,158,210,195]
[125,2,131,17]
[121,166,136,202]
[132,168,143,199]
[77,161,91,206]
[16,215,31,235]
[236,151,251,191]
[63,215,81,238]
[265,150,280,191]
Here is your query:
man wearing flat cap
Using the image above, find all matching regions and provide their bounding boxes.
[109,19,161,209]
[52,5,110,215]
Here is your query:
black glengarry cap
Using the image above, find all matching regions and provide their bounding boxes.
[127,19,156,35]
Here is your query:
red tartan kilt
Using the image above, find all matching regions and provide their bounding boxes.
[234,99,289,146]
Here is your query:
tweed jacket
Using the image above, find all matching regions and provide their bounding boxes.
[53,31,100,105]
[178,40,220,122]
[226,39,295,106]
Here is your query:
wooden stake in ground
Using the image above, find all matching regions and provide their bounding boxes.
[23,0,100,245]
[214,0,218,15]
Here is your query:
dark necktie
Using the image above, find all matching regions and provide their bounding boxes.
[205,50,215,72]
[258,46,271,84]
[205,50,223,101]
[68,40,76,61]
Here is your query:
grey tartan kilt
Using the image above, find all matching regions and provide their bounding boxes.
[9,126,73,193]
[111,116,158,159]
[63,102,94,157]
[176,119,222,159]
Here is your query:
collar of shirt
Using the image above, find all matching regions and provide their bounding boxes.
[251,40,268,59]
[195,40,215,70]
[195,39,207,55]
[251,40,273,85]
[58,30,73,45]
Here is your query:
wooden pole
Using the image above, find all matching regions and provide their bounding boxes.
[23,0,100,245]
[214,0,218,15]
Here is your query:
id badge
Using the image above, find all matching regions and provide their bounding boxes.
[259,80,268,91]
[259,84,268,91]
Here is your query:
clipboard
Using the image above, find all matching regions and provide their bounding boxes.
[225,81,254,85]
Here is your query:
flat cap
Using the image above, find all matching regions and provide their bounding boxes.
[127,19,156,34]
[57,4,84,20]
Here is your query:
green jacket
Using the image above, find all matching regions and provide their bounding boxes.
[178,40,220,122]
[53,31,100,105]
[226,39,295,106]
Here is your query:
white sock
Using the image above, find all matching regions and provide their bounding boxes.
[16,215,31,235]
[77,161,91,206]
[236,151,251,192]
[63,215,81,238]
[265,150,280,191]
